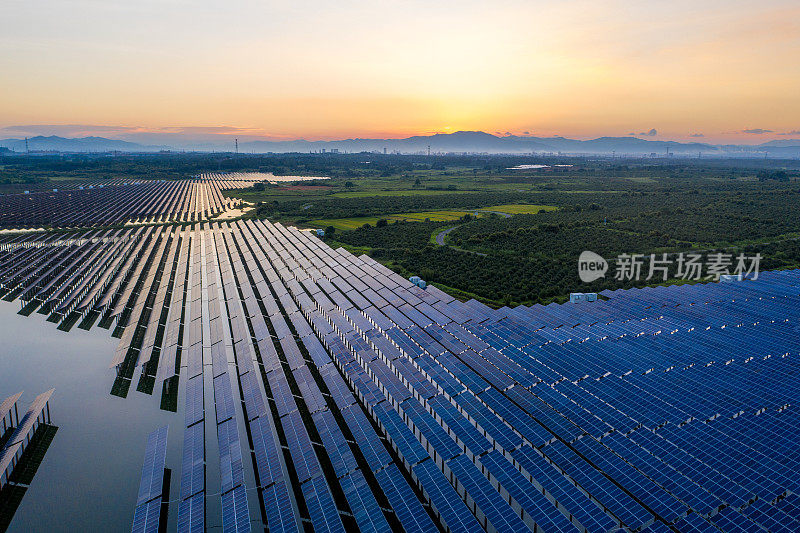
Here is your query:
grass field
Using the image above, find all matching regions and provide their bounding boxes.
[481,204,558,214]
[308,204,558,231]
[329,189,480,198]
[308,210,481,231]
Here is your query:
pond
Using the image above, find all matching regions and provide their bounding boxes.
[0,301,185,532]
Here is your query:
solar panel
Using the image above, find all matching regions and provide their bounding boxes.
[262,480,298,532]
[132,426,168,533]
[176,492,204,533]
[220,484,250,533]
[4,220,800,533]
[339,404,391,472]
[448,454,529,532]
[339,469,391,532]
[136,426,169,506]
[375,464,437,533]
[179,423,205,500]
[411,459,483,533]
[301,475,345,533]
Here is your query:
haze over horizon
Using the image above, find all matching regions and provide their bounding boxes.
[2,0,799,144]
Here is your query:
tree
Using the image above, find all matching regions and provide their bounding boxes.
[414,177,421,187]
[325,225,336,236]
[345,181,354,188]
[376,218,388,227]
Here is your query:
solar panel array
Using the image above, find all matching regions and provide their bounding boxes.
[132,426,169,533]
[0,389,54,492]
[0,173,267,229]
[1,219,799,532]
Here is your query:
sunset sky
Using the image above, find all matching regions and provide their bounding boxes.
[2,0,799,143]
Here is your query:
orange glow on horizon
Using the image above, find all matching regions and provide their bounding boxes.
[1,1,798,144]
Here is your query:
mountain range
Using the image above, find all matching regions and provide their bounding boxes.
[2,131,800,157]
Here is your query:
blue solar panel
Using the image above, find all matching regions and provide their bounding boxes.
[399,398,461,462]
[372,402,429,467]
[184,376,204,427]
[710,506,760,531]
[339,469,392,532]
[217,418,245,494]
[427,395,492,456]
[512,445,618,532]
[543,439,653,529]
[602,432,722,515]
[572,436,687,523]
[179,423,205,500]
[312,410,358,478]
[280,335,305,370]
[453,390,522,451]
[340,404,391,471]
[302,333,332,367]
[220,484,250,533]
[262,480,297,532]
[367,358,412,404]
[293,365,326,414]
[267,367,297,419]
[393,357,439,400]
[131,498,161,533]
[411,459,483,533]
[437,352,489,394]
[10,221,800,533]
[176,492,204,533]
[480,450,577,532]
[301,475,345,533]
[479,388,554,447]
[375,464,437,533]
[132,426,168,533]
[673,512,720,532]
[239,370,266,421]
[250,415,283,488]
[136,425,168,506]
[213,374,236,424]
[447,454,529,532]
[282,410,321,484]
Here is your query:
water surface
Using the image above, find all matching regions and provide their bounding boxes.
[0,302,183,532]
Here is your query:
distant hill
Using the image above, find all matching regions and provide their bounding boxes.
[759,139,800,148]
[239,131,720,155]
[1,131,800,157]
[0,135,162,152]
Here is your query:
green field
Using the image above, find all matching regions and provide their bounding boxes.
[480,204,558,214]
[330,189,479,198]
[308,204,558,231]
[309,210,482,231]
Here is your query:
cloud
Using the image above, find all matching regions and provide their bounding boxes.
[523,131,530,135]
[778,130,800,136]
[742,128,773,134]
[689,133,705,137]
[0,124,292,143]
[0,124,146,137]
[631,128,658,137]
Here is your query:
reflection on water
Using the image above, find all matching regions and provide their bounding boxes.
[0,301,183,532]
[0,424,58,532]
